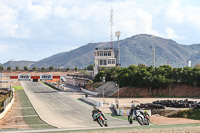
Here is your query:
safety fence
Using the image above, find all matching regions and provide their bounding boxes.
[1,88,14,112]
[0,88,14,119]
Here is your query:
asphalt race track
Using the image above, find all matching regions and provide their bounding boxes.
[20,81,140,129]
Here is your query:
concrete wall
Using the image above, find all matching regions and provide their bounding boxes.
[81,88,100,96]
[81,96,103,107]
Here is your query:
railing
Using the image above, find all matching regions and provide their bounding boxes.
[1,88,14,113]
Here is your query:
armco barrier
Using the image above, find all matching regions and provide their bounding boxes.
[81,88,100,96]
[81,96,103,107]
[0,88,15,119]
[113,104,151,116]
[126,109,151,116]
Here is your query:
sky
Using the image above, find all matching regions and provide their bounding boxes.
[0,0,200,63]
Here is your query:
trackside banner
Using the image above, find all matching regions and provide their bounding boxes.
[18,74,31,80]
[40,74,53,80]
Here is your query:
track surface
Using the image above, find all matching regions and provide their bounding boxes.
[20,81,140,128]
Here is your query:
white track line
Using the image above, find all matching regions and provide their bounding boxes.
[12,107,33,109]
[11,115,38,118]
[9,124,48,127]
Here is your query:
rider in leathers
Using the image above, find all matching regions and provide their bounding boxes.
[129,104,140,120]
[92,106,107,121]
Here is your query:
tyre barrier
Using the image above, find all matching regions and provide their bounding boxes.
[137,99,200,110]
[152,99,200,109]
[138,103,165,110]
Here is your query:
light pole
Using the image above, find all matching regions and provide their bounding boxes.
[102,76,105,104]
[115,31,120,66]
[150,46,158,68]
[10,59,13,72]
[116,83,119,109]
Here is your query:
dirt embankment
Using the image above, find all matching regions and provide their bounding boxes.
[0,90,29,129]
[112,85,200,97]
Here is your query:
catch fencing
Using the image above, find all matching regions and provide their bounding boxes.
[2,88,14,111]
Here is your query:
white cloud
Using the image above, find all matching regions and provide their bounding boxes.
[1,0,200,63]
[185,6,200,29]
[0,2,18,37]
[53,6,68,19]
[164,0,200,29]
[25,1,52,21]
[165,28,183,39]
[113,1,160,38]
[0,1,30,38]
[165,0,183,23]
[0,44,8,52]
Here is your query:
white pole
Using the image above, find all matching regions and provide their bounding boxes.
[118,36,120,66]
[118,84,119,108]
[153,48,155,68]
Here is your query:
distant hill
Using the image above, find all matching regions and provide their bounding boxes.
[188,44,200,66]
[3,61,36,69]
[31,34,199,68]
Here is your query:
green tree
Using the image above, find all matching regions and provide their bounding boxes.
[0,65,4,71]
[7,66,12,72]
[86,64,94,70]
[32,66,37,71]
[15,66,19,71]
[66,67,70,71]
[41,67,45,72]
[49,66,54,71]
[75,67,78,72]
[24,66,28,71]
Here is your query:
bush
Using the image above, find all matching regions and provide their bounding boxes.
[94,65,200,89]
[169,109,200,120]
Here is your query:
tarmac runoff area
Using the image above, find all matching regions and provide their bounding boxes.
[20,81,140,129]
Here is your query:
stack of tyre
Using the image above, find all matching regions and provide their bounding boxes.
[138,103,165,110]
[152,99,200,109]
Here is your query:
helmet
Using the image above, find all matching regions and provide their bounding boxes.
[93,106,97,110]
[131,104,135,108]
[144,110,147,114]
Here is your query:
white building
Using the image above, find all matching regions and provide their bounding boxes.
[94,47,116,75]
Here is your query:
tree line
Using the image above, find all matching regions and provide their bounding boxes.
[0,64,94,72]
[94,65,200,89]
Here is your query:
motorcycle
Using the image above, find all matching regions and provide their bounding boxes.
[93,112,108,127]
[128,109,150,125]
[135,110,144,125]
[128,114,134,124]
[136,110,150,125]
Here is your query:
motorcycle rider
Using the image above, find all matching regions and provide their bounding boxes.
[92,106,107,121]
[129,104,140,120]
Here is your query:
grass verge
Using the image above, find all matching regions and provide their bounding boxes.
[168,109,200,120]
[42,123,200,133]
[12,86,23,90]
[17,88,55,129]
[105,113,128,121]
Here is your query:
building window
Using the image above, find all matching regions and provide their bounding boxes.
[100,60,107,65]
[97,51,99,56]
[112,59,115,64]
[100,52,103,56]
[104,52,107,56]
[104,60,107,65]
[108,51,111,56]
[108,59,112,64]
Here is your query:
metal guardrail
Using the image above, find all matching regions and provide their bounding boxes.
[81,96,103,107]
[2,88,14,111]
[81,88,100,96]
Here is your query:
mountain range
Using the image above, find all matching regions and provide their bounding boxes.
[2,34,200,68]
[3,61,36,69]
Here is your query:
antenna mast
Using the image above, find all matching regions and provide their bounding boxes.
[110,0,113,49]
